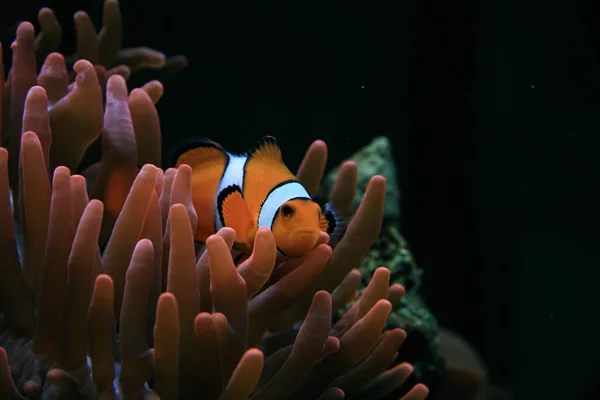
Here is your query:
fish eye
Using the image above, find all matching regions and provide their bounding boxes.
[281,204,295,217]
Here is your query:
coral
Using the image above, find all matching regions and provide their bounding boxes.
[318,137,444,397]
[0,2,431,399]
[358,225,443,390]
[317,137,401,223]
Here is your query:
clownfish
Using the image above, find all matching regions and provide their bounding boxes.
[173,136,345,258]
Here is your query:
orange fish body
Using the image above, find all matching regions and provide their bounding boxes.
[175,136,338,258]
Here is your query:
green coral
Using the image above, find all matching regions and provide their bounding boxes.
[359,224,423,292]
[318,136,401,222]
[351,222,441,382]
[321,136,443,393]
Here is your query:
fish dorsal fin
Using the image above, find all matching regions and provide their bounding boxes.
[247,136,283,164]
[217,185,253,248]
[243,136,297,215]
[174,139,228,169]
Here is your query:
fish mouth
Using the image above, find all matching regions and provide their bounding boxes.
[284,230,319,257]
[288,230,319,241]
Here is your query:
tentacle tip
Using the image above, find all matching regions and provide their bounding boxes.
[28,85,48,97]
[374,265,391,276]
[414,383,429,394]
[158,291,177,303]
[314,290,331,301]
[342,159,358,169]
[245,348,264,360]
[23,380,40,396]
[399,362,415,375]
[140,163,158,173]
[395,328,408,340]
[106,73,127,88]
[54,165,71,175]
[392,282,406,294]
[256,226,272,235]
[370,174,387,184]
[21,130,42,144]
[44,52,65,64]
[312,139,327,149]
[324,336,340,354]
[194,312,213,325]
[16,21,35,38]
[170,202,190,218]
[88,198,105,211]
[151,80,164,90]
[349,268,362,277]
[95,273,113,286]
[376,298,393,312]
[317,243,333,256]
[176,163,192,174]
[205,233,225,247]
[129,87,146,99]
[136,237,155,251]
[73,10,90,21]
[73,59,95,74]
[38,7,56,21]
[217,227,236,237]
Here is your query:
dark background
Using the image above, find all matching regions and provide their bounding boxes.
[3,0,600,398]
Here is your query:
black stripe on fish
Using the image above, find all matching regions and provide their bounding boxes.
[216,184,244,229]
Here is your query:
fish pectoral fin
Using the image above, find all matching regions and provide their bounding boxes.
[218,184,253,245]
[319,213,330,232]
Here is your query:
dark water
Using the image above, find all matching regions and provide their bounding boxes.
[3,0,600,398]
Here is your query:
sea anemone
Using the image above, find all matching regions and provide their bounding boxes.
[0,1,430,399]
